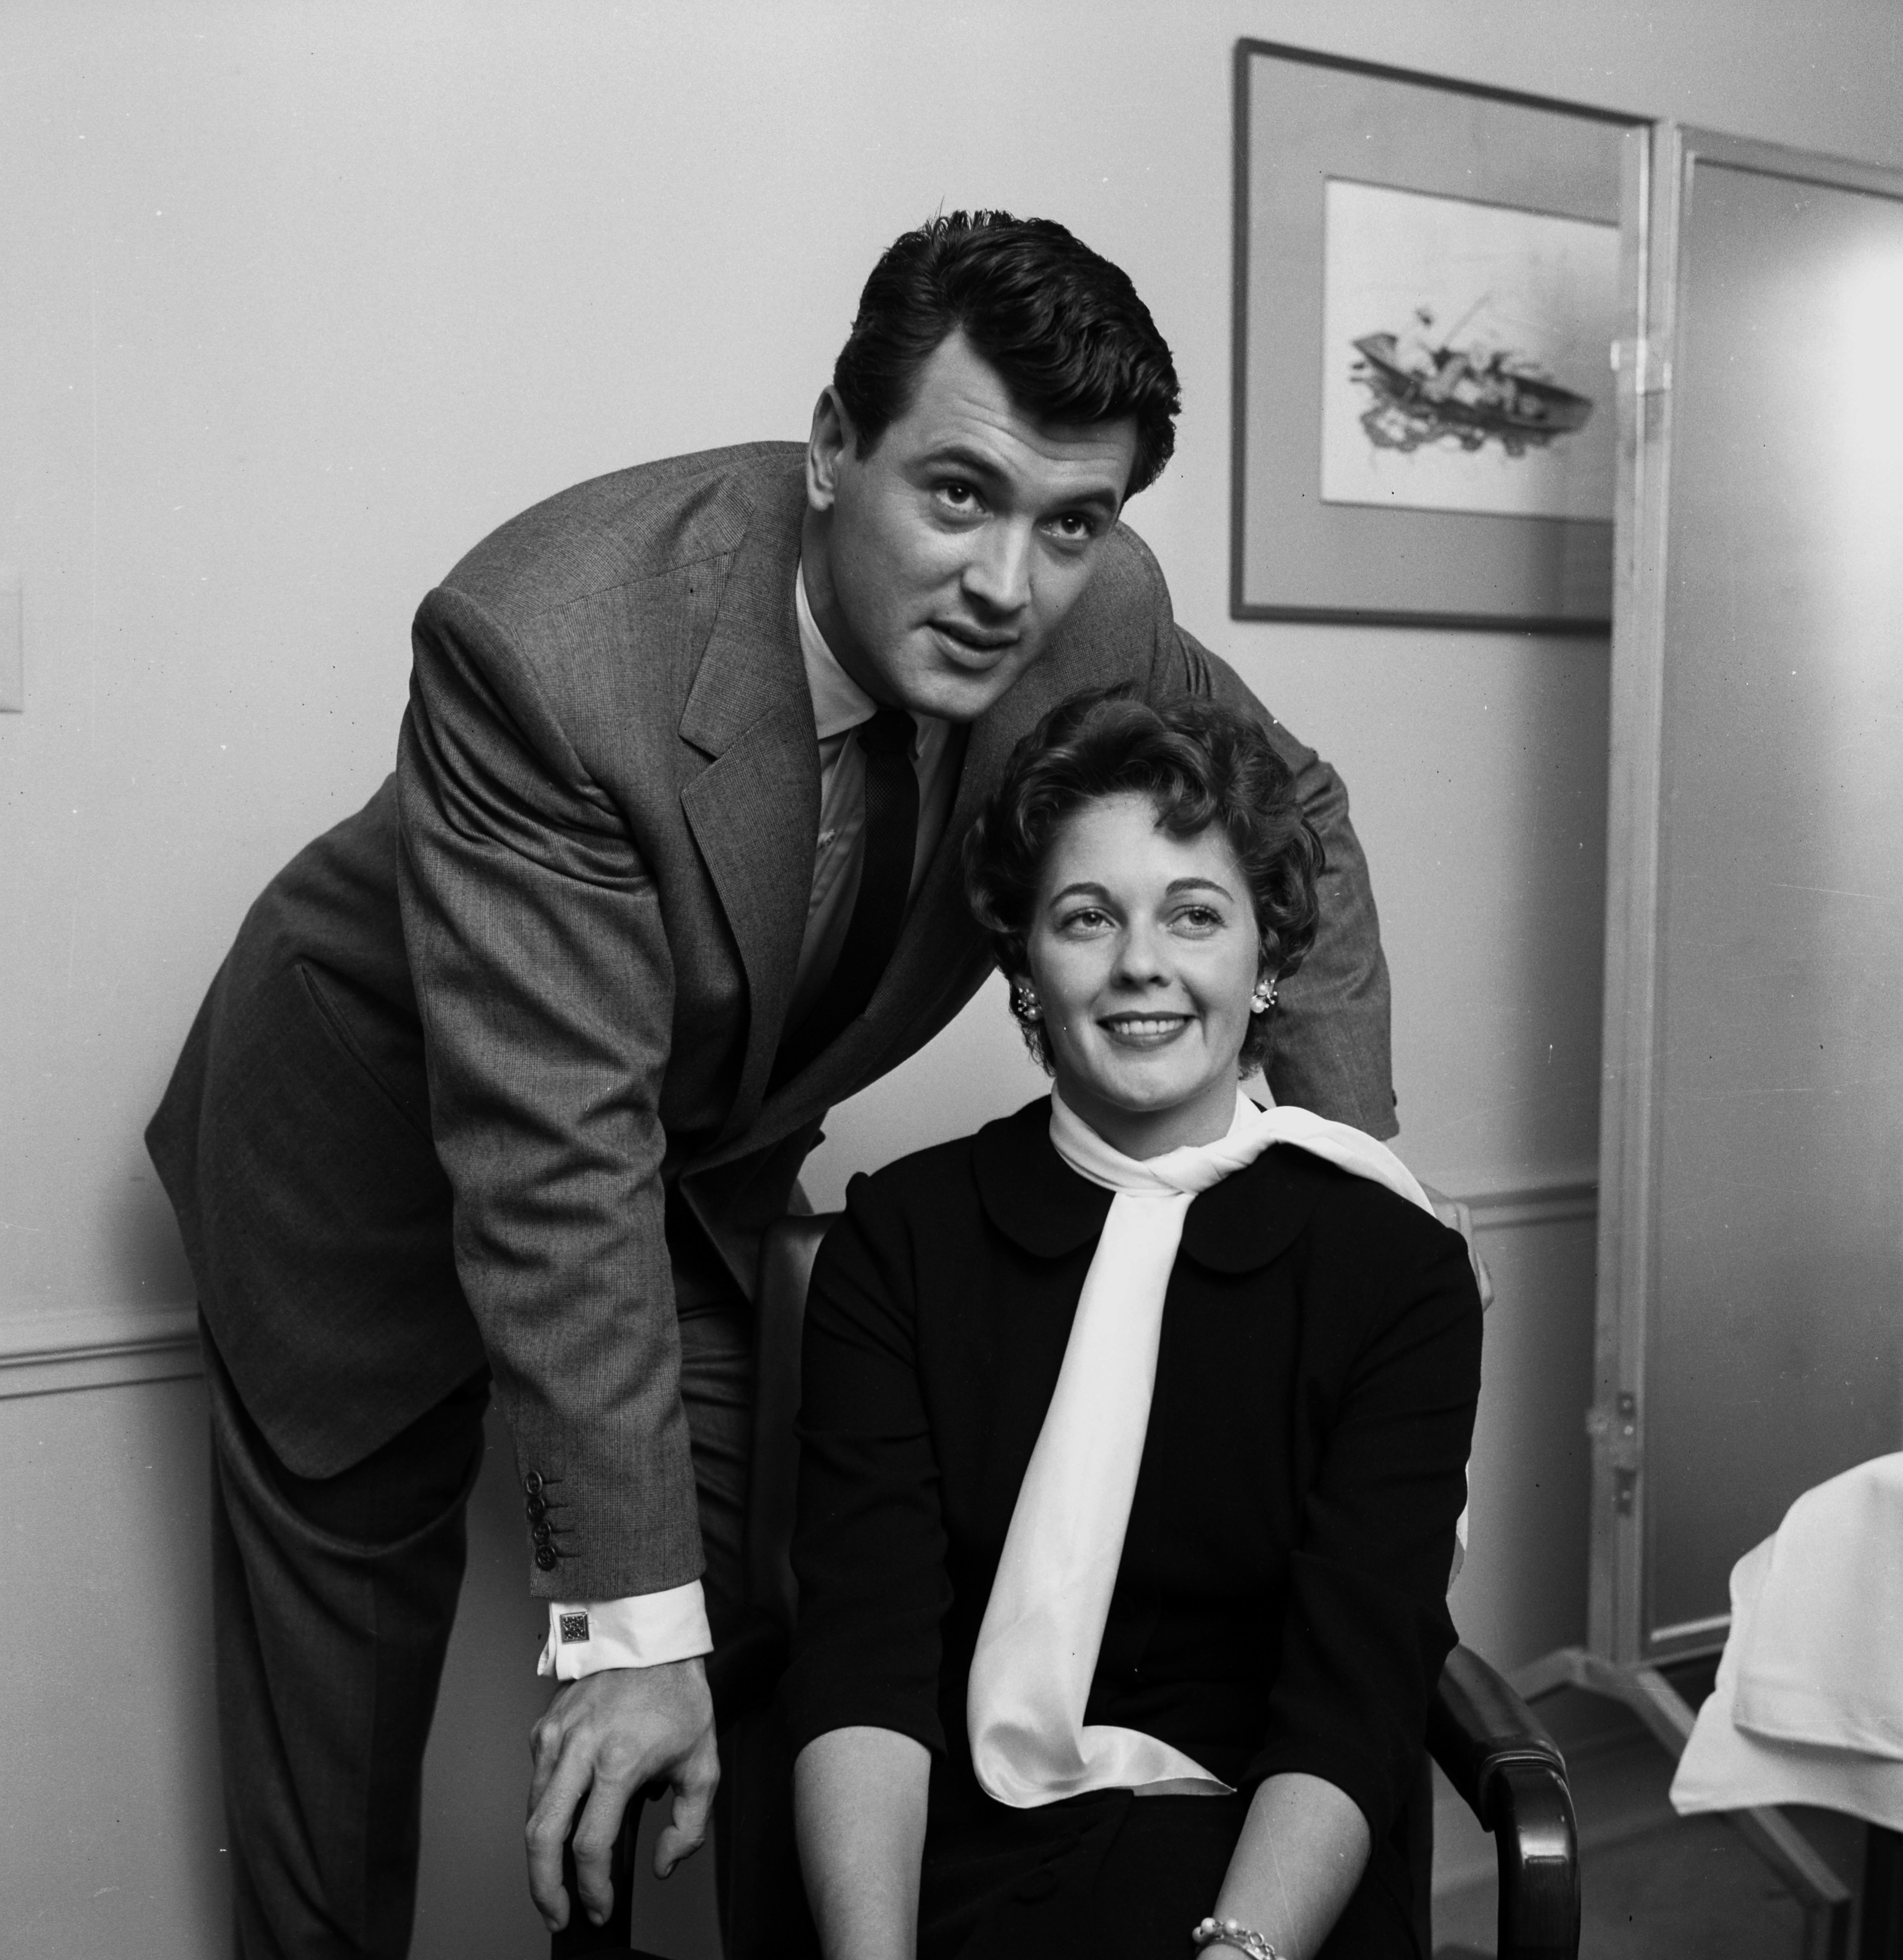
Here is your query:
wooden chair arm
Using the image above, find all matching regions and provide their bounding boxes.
[1428,1644,1580,1960]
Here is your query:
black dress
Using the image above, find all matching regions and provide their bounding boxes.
[782,1098,1482,1959]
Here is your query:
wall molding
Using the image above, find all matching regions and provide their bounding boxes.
[0,1301,202,1400]
[0,1170,1599,1402]
[1454,1168,1600,1233]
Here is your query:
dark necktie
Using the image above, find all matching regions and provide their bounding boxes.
[772,707,919,1087]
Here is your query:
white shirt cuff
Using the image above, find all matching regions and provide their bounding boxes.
[536,1580,714,1680]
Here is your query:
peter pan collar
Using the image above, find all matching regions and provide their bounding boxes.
[971,1096,1318,1274]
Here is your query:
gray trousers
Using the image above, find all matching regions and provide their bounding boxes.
[205,1296,754,1960]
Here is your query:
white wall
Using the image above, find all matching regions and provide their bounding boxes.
[5,4,1902,1954]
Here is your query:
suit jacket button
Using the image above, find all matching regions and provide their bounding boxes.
[534,1546,558,1572]
[523,1472,544,1498]
[526,1496,547,1524]
[532,1524,552,1546]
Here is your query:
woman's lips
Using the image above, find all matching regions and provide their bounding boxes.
[1099,1013,1192,1047]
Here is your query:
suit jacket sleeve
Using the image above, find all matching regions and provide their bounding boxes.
[1089,522,1392,1137]
[1157,623,1395,1138]
[396,583,701,1601]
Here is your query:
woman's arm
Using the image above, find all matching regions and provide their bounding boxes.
[1243,1217,1481,1845]
[1205,1772,1372,1960]
[794,1726,931,1960]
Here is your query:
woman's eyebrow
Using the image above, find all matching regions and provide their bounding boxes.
[1047,880,1114,905]
[1164,876,1235,898]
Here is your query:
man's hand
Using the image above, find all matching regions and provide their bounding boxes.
[525,1656,719,1932]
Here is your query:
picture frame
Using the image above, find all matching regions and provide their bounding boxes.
[1231,40,1646,632]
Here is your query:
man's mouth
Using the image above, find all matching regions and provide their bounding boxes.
[931,620,1020,660]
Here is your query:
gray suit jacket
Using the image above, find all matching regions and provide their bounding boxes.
[148,443,1392,1600]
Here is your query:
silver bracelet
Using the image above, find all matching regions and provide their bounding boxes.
[1191,1916,1284,1960]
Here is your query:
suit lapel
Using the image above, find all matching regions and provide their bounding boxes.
[736,664,1062,1144]
[712,606,1129,1155]
[677,459,820,1133]
[687,509,1170,1165]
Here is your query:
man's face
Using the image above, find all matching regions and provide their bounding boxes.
[803,330,1140,724]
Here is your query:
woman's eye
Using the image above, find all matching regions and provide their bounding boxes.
[1059,907,1111,932]
[1173,906,1224,932]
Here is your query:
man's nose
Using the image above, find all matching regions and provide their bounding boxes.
[963,520,1033,616]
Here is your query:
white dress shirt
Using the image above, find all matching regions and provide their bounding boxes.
[540,563,960,1680]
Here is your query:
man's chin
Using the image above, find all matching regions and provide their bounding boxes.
[905,645,1039,723]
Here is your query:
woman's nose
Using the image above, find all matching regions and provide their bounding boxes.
[1111,921,1172,986]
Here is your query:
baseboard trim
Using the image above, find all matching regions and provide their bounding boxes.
[0,1302,203,1400]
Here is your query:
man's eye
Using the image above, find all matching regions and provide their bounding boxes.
[1048,512,1100,542]
[938,482,981,511]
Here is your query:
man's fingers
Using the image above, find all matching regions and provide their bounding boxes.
[526,1699,571,1816]
[524,1735,593,1932]
[570,1771,640,1927]
[527,1659,719,1915]
[653,1729,721,1880]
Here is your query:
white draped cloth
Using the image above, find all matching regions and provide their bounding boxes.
[965,1087,1437,1809]
[1671,1452,1903,1831]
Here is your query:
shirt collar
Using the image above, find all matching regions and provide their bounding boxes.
[795,561,938,759]
[796,559,883,742]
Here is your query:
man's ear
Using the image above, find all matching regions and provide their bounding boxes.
[806,386,854,513]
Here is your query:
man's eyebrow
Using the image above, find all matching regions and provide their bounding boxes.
[919,442,1124,511]
[919,440,1008,482]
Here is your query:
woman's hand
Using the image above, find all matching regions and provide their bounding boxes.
[794,1725,931,1960]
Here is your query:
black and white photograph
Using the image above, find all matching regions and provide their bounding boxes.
[3,8,1902,1960]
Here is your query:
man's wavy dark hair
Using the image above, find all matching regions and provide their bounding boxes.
[962,688,1324,1075]
[833,211,1181,499]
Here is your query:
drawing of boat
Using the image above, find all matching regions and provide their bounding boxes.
[1350,318,1594,457]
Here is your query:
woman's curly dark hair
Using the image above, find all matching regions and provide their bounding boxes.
[962,687,1324,1075]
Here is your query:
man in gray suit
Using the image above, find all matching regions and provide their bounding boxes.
[148,212,1394,1957]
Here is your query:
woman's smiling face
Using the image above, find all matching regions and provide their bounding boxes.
[1024,791,1266,1158]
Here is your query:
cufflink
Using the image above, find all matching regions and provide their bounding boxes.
[558,1610,590,1645]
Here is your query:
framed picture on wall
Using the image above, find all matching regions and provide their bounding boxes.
[1232,40,1646,631]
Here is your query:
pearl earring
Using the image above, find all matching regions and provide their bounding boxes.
[1009,983,1043,1023]
[1250,980,1279,1015]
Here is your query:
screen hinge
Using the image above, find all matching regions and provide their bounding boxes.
[1587,1389,1641,1513]
[1611,337,1672,396]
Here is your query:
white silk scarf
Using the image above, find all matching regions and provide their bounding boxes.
[965,1087,1436,1809]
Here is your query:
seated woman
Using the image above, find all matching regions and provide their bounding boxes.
[782,689,1481,1960]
